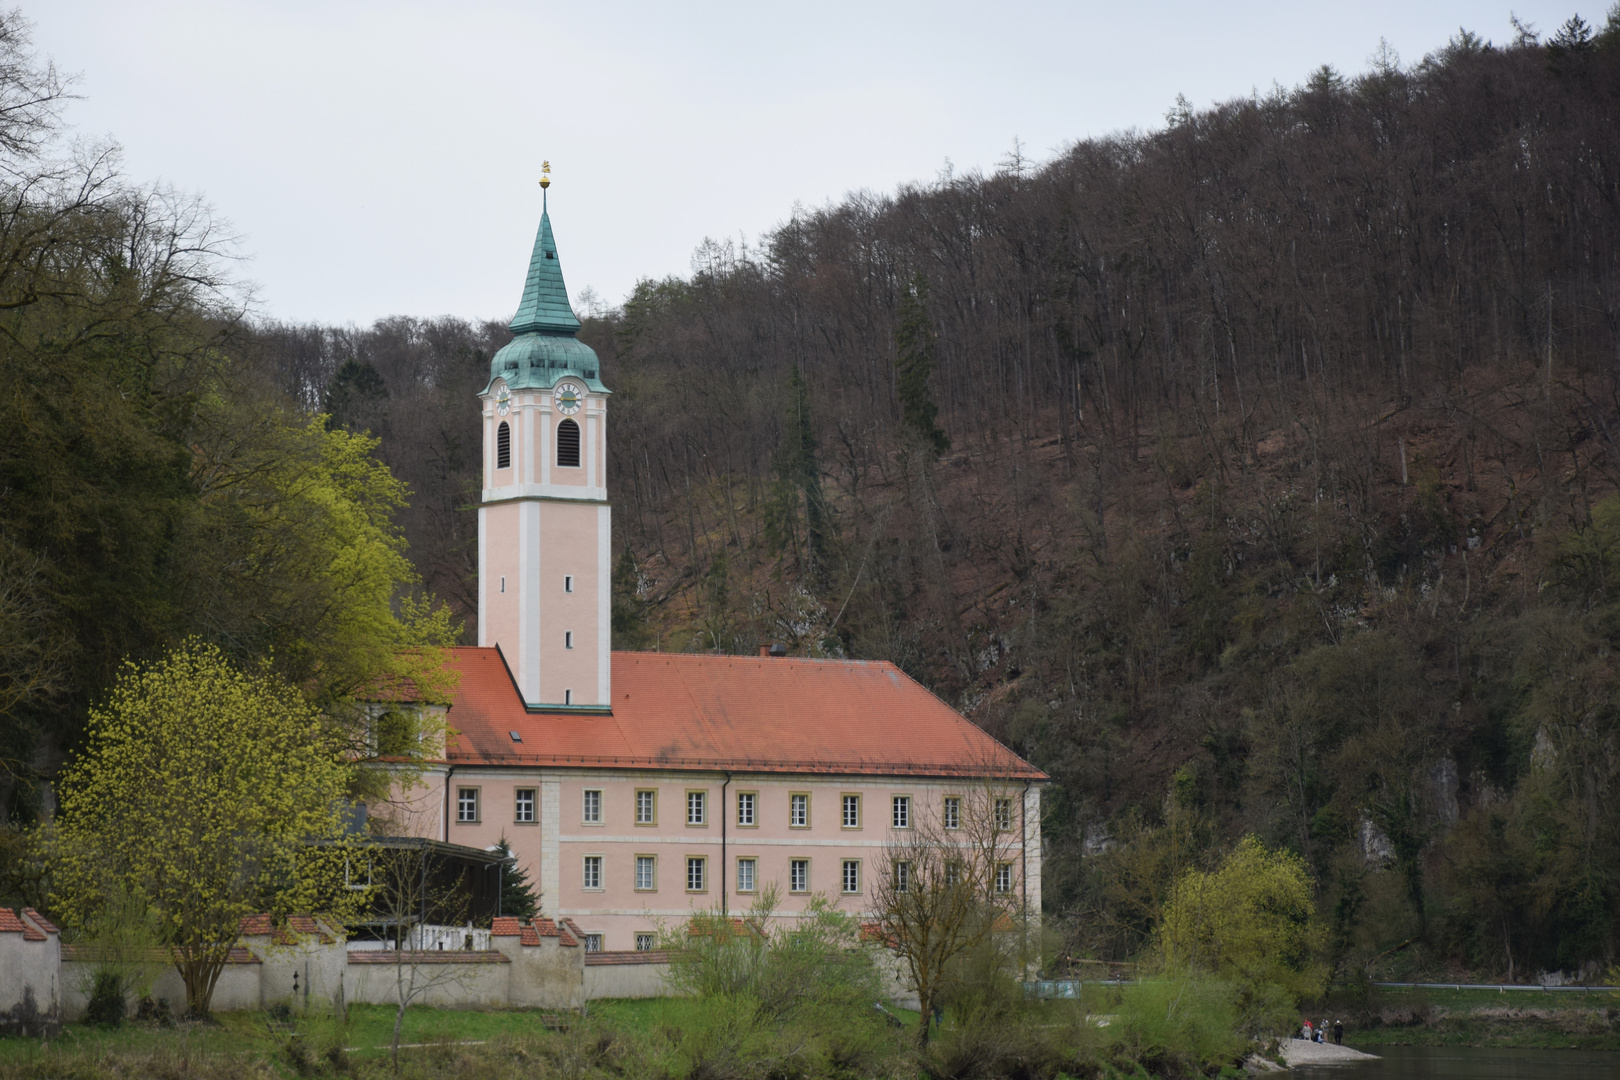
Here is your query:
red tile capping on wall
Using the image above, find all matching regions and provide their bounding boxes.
[346,950,511,965]
[21,909,57,934]
[0,908,26,933]
[239,913,273,936]
[584,950,671,965]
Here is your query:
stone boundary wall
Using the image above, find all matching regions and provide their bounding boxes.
[583,950,673,999]
[3,910,597,1025]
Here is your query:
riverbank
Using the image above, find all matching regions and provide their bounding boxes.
[1319,986,1620,1051]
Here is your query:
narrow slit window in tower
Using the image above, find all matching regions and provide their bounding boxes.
[496,421,511,469]
[557,418,581,467]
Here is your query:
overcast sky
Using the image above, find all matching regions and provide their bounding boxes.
[30,2,1606,326]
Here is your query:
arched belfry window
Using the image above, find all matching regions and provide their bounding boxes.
[556,418,581,467]
[496,421,511,469]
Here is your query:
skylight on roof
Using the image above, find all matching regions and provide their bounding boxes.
[509,731,523,742]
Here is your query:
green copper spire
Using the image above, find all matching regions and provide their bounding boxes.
[508,208,580,335]
[486,175,607,395]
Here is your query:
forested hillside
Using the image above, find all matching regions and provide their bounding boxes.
[8,11,1620,984]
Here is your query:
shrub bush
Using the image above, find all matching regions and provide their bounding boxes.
[84,971,126,1027]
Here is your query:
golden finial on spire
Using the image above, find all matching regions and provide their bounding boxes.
[539,161,551,190]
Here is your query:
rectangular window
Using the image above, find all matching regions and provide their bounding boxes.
[635,855,656,891]
[736,791,755,827]
[515,788,536,823]
[457,787,478,823]
[584,934,602,953]
[737,857,756,893]
[842,793,861,829]
[686,857,706,892]
[994,797,1013,832]
[894,860,910,893]
[500,576,506,593]
[635,789,657,825]
[842,859,861,894]
[943,796,961,830]
[582,855,602,890]
[892,795,911,829]
[944,860,962,887]
[790,858,809,893]
[565,575,574,593]
[582,789,602,823]
[996,863,1013,894]
[789,792,809,828]
[565,630,574,649]
[635,933,655,952]
[687,790,707,826]
[564,689,573,705]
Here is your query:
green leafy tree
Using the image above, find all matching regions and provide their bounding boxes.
[51,641,362,1017]
[1157,835,1326,1009]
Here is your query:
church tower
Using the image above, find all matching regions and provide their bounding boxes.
[478,173,611,710]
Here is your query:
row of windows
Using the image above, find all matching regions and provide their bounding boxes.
[494,418,582,471]
[575,854,1017,896]
[457,787,1018,829]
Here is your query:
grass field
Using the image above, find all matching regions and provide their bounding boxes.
[0,998,929,1079]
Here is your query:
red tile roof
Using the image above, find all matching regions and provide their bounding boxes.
[0,908,25,934]
[439,648,1044,780]
[240,913,273,936]
[491,917,522,937]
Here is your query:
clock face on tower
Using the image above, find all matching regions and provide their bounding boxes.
[495,386,511,416]
[554,381,583,415]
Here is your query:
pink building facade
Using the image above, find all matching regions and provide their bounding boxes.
[382,189,1045,952]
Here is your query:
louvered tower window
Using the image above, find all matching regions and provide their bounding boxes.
[557,418,581,467]
[496,421,511,469]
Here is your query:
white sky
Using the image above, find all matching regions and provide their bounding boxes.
[31,1,1605,326]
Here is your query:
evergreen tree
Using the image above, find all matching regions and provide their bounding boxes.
[893,274,950,454]
[611,546,653,650]
[493,836,539,920]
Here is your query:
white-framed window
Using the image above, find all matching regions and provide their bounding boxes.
[737,791,755,826]
[892,795,911,829]
[842,860,860,894]
[686,857,706,892]
[995,797,1014,831]
[345,856,372,891]
[635,933,655,952]
[584,933,602,953]
[893,860,910,893]
[687,790,707,826]
[515,788,536,823]
[582,789,602,824]
[944,860,962,887]
[790,858,809,893]
[842,794,861,829]
[996,863,1014,894]
[565,630,574,649]
[636,789,657,825]
[565,575,574,593]
[457,787,478,823]
[789,792,809,828]
[635,855,656,891]
[737,857,756,893]
[943,796,961,830]
[582,855,602,890]
[564,689,573,705]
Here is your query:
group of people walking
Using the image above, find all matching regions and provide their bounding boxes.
[1298,1018,1344,1044]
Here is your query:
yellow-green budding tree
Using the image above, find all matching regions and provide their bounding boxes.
[52,641,362,1017]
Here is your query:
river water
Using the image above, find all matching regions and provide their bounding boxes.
[1292,1044,1620,1079]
